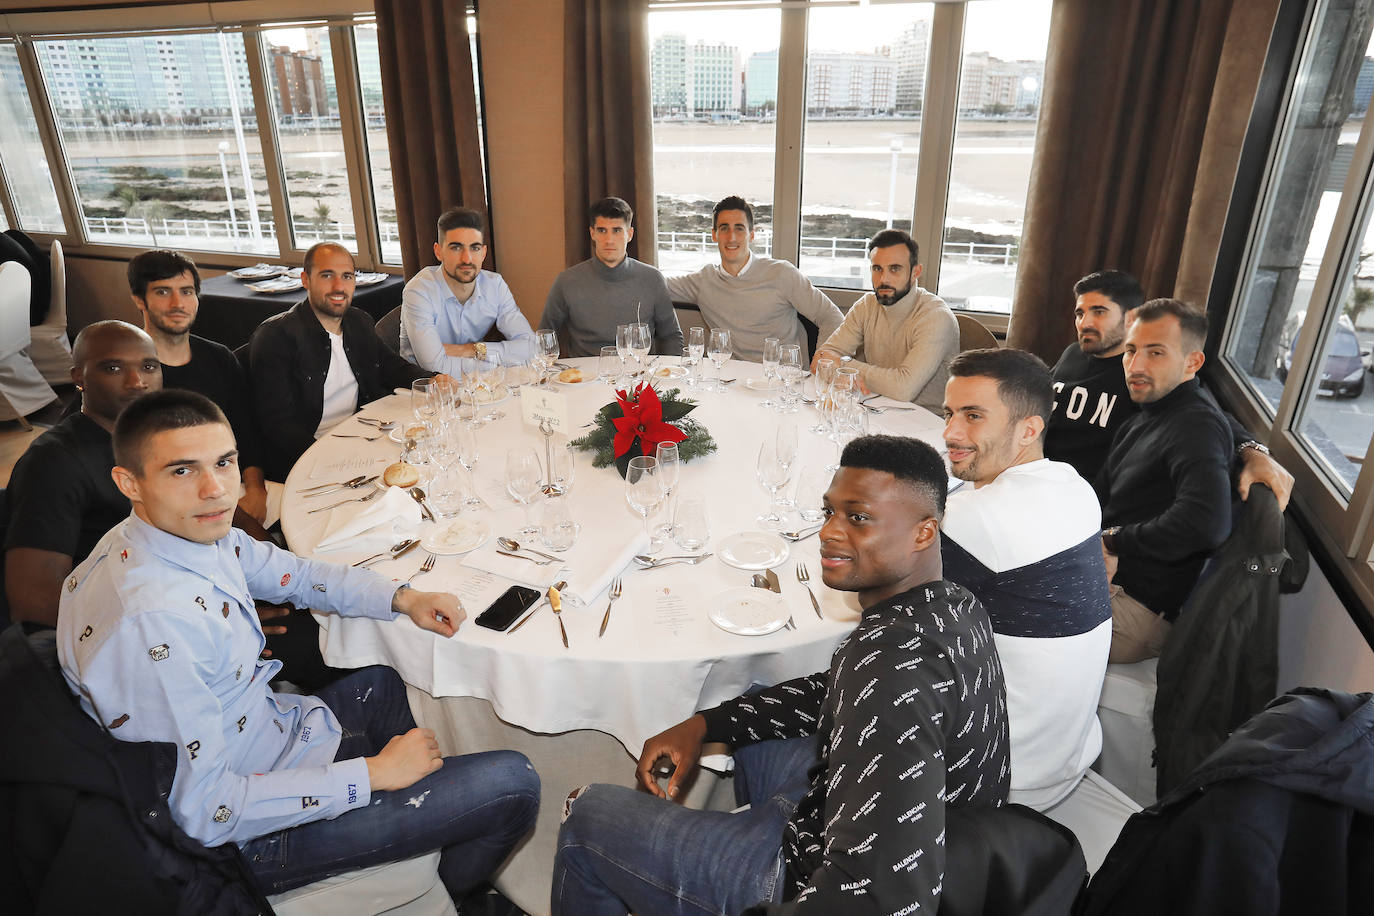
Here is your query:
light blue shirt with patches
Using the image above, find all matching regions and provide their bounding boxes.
[399,265,536,375]
[57,513,399,847]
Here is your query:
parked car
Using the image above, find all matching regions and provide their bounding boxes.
[1276,312,1368,398]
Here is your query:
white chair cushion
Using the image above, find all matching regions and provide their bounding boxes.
[1094,659,1158,807]
[1041,769,1140,874]
[268,850,456,916]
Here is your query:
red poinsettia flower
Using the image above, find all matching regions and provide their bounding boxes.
[612,382,688,458]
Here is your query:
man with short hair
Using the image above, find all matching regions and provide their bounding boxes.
[541,197,683,357]
[812,229,958,412]
[1097,299,1233,663]
[248,243,434,482]
[57,388,539,904]
[553,435,1009,916]
[128,249,268,525]
[4,320,160,627]
[941,347,1111,809]
[400,206,535,375]
[1048,269,1293,507]
[665,196,843,363]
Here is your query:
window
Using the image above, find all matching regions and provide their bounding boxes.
[35,32,276,254]
[0,42,65,233]
[647,0,1051,315]
[650,8,780,274]
[354,23,402,263]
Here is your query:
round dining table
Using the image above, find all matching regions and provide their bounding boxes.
[279,356,946,915]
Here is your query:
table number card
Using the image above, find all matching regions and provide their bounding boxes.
[520,386,570,433]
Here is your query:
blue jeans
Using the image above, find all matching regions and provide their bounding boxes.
[242,666,540,902]
[552,734,819,916]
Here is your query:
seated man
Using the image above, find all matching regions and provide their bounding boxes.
[57,389,538,903]
[400,206,536,375]
[812,229,958,412]
[665,195,843,363]
[1048,268,1293,506]
[554,435,1009,915]
[5,320,160,627]
[941,347,1111,809]
[1097,299,1233,663]
[128,249,268,525]
[249,242,434,482]
[542,197,683,357]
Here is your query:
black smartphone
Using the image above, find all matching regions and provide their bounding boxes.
[475,585,542,631]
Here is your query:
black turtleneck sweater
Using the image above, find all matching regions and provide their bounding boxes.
[1095,377,1232,619]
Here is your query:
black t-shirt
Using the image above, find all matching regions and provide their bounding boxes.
[1046,343,1132,482]
[161,334,262,472]
[4,412,127,563]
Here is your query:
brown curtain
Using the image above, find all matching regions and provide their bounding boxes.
[563,0,657,267]
[1008,0,1271,362]
[375,0,489,276]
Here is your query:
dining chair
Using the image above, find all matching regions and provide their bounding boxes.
[375,305,402,355]
[0,261,57,429]
[956,313,999,352]
[29,238,74,387]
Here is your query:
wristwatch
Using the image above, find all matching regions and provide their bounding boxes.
[1237,440,1270,458]
[474,341,488,361]
[1101,526,1121,554]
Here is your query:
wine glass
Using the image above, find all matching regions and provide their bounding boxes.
[454,420,485,510]
[654,441,680,538]
[625,455,664,547]
[548,439,576,495]
[687,326,706,368]
[505,447,543,536]
[707,328,732,391]
[534,328,559,382]
[778,344,803,413]
[774,422,799,507]
[755,438,793,530]
[629,322,652,377]
[412,378,437,426]
[616,324,634,377]
[425,423,463,518]
[760,337,781,408]
[476,359,506,423]
[811,356,837,434]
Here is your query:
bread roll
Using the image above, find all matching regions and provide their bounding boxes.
[557,367,584,383]
[383,462,420,488]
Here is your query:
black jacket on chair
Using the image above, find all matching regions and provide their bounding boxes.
[1079,688,1374,916]
[0,624,272,915]
[1151,484,1286,796]
[247,300,431,481]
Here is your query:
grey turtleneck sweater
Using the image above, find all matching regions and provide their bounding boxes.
[541,257,683,358]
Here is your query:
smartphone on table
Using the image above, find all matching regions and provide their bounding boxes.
[475,585,542,631]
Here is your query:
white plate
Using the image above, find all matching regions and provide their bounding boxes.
[245,277,302,293]
[389,424,430,444]
[552,368,589,385]
[356,271,390,286]
[468,384,510,406]
[651,365,688,381]
[717,531,790,570]
[228,263,286,280]
[421,518,489,555]
[709,586,788,636]
[745,377,782,391]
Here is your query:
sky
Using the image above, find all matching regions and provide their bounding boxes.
[648,0,1052,61]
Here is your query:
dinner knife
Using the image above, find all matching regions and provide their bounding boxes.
[509,580,568,633]
[765,568,782,594]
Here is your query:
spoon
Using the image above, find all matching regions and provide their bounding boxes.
[632,553,713,569]
[357,417,398,431]
[409,486,436,522]
[780,524,824,541]
[497,537,562,563]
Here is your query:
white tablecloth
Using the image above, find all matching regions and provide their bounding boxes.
[279,357,946,913]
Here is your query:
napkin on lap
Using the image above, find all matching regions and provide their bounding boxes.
[316,485,421,553]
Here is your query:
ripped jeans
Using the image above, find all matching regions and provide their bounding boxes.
[241,666,539,901]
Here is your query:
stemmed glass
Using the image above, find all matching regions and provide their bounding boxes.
[547,440,576,495]
[476,359,506,423]
[625,455,664,548]
[654,441,679,539]
[534,328,559,383]
[616,325,634,381]
[778,344,803,413]
[755,438,793,530]
[759,337,781,408]
[628,322,652,377]
[454,420,485,510]
[774,422,799,508]
[707,328,732,391]
[425,422,463,518]
[505,447,543,536]
[810,356,837,434]
[686,327,706,388]
[412,378,438,428]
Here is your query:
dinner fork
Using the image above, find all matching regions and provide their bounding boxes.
[599,577,622,638]
[796,562,823,620]
[331,432,384,441]
[406,553,436,586]
[307,488,383,514]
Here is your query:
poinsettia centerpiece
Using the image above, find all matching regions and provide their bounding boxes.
[570,382,717,477]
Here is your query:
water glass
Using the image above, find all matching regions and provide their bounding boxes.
[673,495,711,552]
[625,455,664,547]
[778,344,803,413]
[760,337,781,408]
[755,438,793,530]
[599,345,623,385]
[505,361,534,391]
[681,346,700,387]
[505,447,543,536]
[654,441,680,537]
[795,464,831,522]
[538,493,579,551]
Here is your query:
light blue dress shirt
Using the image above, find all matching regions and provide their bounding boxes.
[57,514,399,847]
[399,265,536,376]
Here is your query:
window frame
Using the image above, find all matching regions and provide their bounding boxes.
[0,5,432,274]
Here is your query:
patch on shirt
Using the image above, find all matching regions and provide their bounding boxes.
[235,545,241,557]
[280,573,291,587]
[301,797,319,809]
[66,575,79,593]
[235,666,243,681]
[148,644,170,661]
[119,549,129,562]
[194,596,206,611]
[78,625,93,642]
[187,740,201,759]
[236,715,247,733]
[222,602,231,619]
[212,806,231,823]
[107,713,129,729]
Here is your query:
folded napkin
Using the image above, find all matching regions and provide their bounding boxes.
[459,530,650,604]
[315,485,422,554]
